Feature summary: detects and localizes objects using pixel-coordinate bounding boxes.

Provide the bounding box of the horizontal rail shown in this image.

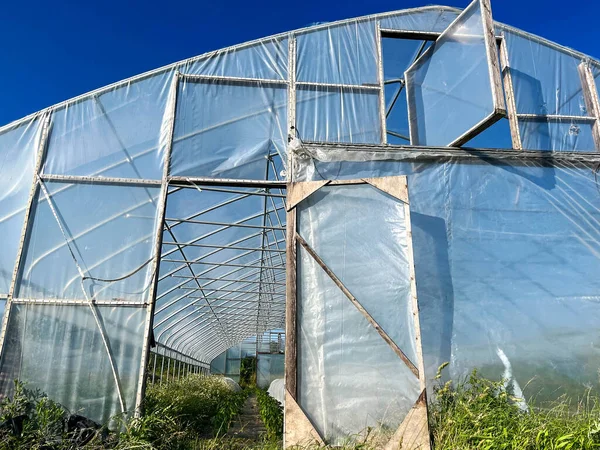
[163,218,285,231]
[162,260,286,270]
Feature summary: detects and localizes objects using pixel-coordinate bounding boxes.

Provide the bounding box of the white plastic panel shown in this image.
[296,20,378,86]
[296,86,381,144]
[170,79,287,178]
[379,8,459,32]
[0,304,145,423]
[43,72,172,180]
[0,119,40,294]
[519,119,596,152]
[297,183,420,444]
[405,0,504,146]
[184,37,288,81]
[17,182,159,302]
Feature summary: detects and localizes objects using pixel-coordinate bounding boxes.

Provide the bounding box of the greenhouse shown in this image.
[1,0,600,447]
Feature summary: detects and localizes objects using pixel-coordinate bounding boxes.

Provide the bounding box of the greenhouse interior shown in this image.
[1,0,600,447]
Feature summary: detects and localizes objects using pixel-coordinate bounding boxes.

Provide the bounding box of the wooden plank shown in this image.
[384,390,431,450]
[287,180,329,211]
[363,176,409,204]
[500,36,523,150]
[578,62,600,152]
[284,206,298,398]
[295,232,419,378]
[284,388,324,448]
[402,186,432,449]
[404,200,427,392]
[481,0,506,116]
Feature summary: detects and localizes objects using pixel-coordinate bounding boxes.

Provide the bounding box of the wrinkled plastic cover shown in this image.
[0,304,145,423]
[405,0,497,146]
[296,146,600,401]
[297,184,419,444]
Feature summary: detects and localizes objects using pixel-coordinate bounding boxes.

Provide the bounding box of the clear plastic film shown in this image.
[42,72,173,180]
[170,78,288,178]
[17,182,159,302]
[295,145,600,401]
[0,304,145,423]
[297,184,420,445]
[0,119,40,294]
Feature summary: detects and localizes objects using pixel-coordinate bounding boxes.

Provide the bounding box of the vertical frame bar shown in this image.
[376,21,387,145]
[151,353,157,384]
[287,36,297,182]
[284,209,297,398]
[481,0,506,116]
[0,112,51,363]
[578,61,600,151]
[135,70,180,413]
[285,33,299,419]
[403,181,427,393]
[499,35,523,150]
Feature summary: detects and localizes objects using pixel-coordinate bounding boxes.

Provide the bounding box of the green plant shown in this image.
[240,357,257,388]
[430,366,600,449]
[255,388,283,441]
[143,374,248,441]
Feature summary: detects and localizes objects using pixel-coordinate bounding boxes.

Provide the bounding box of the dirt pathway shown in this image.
[227,393,266,440]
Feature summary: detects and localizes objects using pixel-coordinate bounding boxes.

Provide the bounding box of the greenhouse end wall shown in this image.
[0,2,598,444]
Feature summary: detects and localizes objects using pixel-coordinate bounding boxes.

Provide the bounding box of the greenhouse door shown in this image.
[284,176,429,449]
[404,0,505,146]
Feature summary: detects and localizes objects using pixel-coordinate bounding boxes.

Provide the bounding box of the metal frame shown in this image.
[134,71,180,414]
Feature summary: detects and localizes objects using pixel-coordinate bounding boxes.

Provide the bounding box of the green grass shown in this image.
[430,365,600,449]
[5,369,600,449]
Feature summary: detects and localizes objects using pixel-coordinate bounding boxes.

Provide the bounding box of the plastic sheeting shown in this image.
[171,79,287,179]
[210,343,243,383]
[0,304,145,423]
[0,119,40,294]
[257,353,284,389]
[296,87,381,144]
[42,73,173,180]
[297,20,378,86]
[17,182,158,302]
[297,184,419,444]
[504,30,597,152]
[295,147,600,402]
[405,0,497,146]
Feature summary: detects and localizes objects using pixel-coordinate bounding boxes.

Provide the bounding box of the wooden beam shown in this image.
[287,180,329,211]
[481,0,506,117]
[284,206,297,398]
[295,232,419,378]
[384,390,431,450]
[499,36,523,150]
[363,176,409,204]
[284,388,324,447]
[578,62,600,151]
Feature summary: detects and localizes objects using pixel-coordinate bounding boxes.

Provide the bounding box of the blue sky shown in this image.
[1,0,599,127]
